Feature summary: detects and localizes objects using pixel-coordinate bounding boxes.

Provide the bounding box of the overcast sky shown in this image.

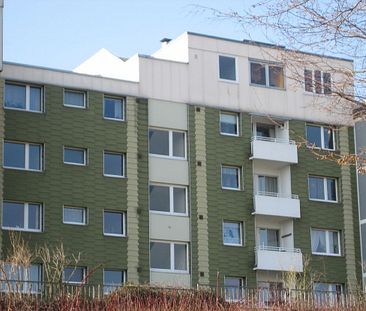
[4,0,264,70]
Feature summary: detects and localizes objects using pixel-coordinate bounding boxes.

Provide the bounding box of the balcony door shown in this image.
[256,123,275,138]
[259,228,280,248]
[258,176,278,195]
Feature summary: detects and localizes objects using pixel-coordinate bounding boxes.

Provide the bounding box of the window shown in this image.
[149,184,187,215]
[259,228,280,248]
[4,141,42,171]
[223,221,243,246]
[311,229,341,256]
[103,270,125,294]
[224,277,245,302]
[306,125,335,150]
[103,152,124,177]
[150,241,188,272]
[313,283,343,306]
[219,55,236,81]
[220,112,239,136]
[64,89,86,108]
[4,82,43,112]
[103,211,125,237]
[250,61,284,89]
[149,129,186,159]
[257,282,284,305]
[255,123,275,138]
[63,267,86,284]
[2,201,42,232]
[304,69,332,94]
[221,166,240,190]
[308,176,337,202]
[104,96,124,120]
[64,147,87,166]
[258,176,278,194]
[1,264,42,293]
[63,206,87,225]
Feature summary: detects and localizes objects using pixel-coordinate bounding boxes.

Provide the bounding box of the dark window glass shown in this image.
[29,144,42,170]
[2,202,24,228]
[269,65,284,88]
[65,90,85,107]
[304,69,313,92]
[323,127,334,149]
[5,84,26,109]
[220,113,238,135]
[323,72,331,94]
[28,203,41,230]
[327,178,337,201]
[149,129,169,156]
[173,187,186,214]
[64,148,85,165]
[104,211,124,235]
[4,142,25,169]
[150,242,170,269]
[172,132,185,157]
[250,63,266,85]
[315,70,322,94]
[306,125,322,148]
[222,167,239,189]
[309,176,325,200]
[219,56,236,81]
[104,153,123,176]
[104,97,124,120]
[29,87,42,111]
[63,267,84,283]
[149,185,170,212]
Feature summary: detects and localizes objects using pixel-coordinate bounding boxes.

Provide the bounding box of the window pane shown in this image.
[222,167,239,189]
[267,229,279,247]
[306,125,322,148]
[220,113,238,135]
[323,127,334,149]
[311,230,326,253]
[65,90,85,107]
[309,176,325,200]
[104,97,123,120]
[315,70,322,94]
[223,222,241,245]
[64,207,85,224]
[4,142,25,169]
[30,87,42,111]
[29,144,41,170]
[150,242,170,269]
[104,212,123,235]
[149,185,170,212]
[29,264,41,292]
[63,267,84,283]
[323,72,331,94]
[173,187,186,214]
[104,153,123,176]
[258,176,278,194]
[64,148,85,165]
[256,124,274,138]
[304,69,313,92]
[327,178,337,201]
[149,129,169,156]
[174,244,187,271]
[219,56,236,81]
[5,84,26,109]
[328,231,339,254]
[28,204,41,230]
[225,277,244,301]
[104,270,123,293]
[250,63,266,85]
[269,65,284,88]
[172,132,185,157]
[3,202,24,228]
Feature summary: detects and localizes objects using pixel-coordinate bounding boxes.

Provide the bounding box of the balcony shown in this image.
[254,192,301,218]
[254,246,303,272]
[250,136,298,164]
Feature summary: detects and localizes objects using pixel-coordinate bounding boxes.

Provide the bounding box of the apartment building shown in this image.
[0,32,361,294]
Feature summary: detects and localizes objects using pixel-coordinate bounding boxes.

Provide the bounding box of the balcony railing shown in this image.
[251,136,296,145]
[256,191,299,200]
[255,245,301,253]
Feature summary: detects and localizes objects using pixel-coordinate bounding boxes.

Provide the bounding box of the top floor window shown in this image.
[5,82,43,112]
[220,112,239,136]
[250,61,284,89]
[219,55,237,81]
[64,89,86,108]
[104,96,125,121]
[304,69,331,94]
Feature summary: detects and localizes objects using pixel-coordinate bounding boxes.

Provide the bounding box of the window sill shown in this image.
[104,233,126,238]
[149,154,187,161]
[149,211,189,217]
[2,227,42,233]
[103,174,126,179]
[309,198,338,204]
[218,78,239,84]
[223,243,243,247]
[150,268,189,274]
[220,132,240,137]
[306,146,336,152]
[63,104,87,109]
[312,252,341,257]
[222,187,242,191]
[3,166,43,173]
[103,117,125,122]
[63,222,87,226]
[63,162,87,167]
[249,83,286,91]
[4,106,43,114]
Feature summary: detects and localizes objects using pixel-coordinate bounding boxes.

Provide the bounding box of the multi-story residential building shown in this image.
[0,32,361,295]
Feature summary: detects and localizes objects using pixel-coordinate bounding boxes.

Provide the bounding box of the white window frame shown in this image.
[249,60,285,89]
[150,241,189,273]
[149,128,187,160]
[308,175,338,203]
[218,54,238,83]
[304,69,332,95]
[4,82,43,113]
[2,201,43,232]
[3,141,43,172]
[306,124,336,151]
[63,146,87,166]
[103,269,126,294]
[103,96,125,121]
[222,221,243,247]
[311,229,341,256]
[149,184,188,216]
[63,266,86,284]
[103,210,126,237]
[220,111,240,137]
[63,89,86,109]
[103,151,125,178]
[221,165,241,190]
[63,206,87,226]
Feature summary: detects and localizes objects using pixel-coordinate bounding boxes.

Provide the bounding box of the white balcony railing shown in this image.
[255,245,303,272]
[254,192,301,218]
[250,136,298,164]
